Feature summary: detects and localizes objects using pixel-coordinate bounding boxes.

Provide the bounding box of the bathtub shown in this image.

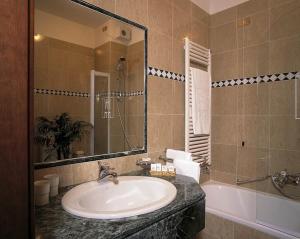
[202,182,300,239]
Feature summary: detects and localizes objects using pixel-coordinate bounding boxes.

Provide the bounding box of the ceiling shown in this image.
[191,0,249,14]
[36,0,250,26]
[35,0,110,28]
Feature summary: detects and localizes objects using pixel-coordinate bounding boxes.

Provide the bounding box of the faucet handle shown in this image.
[280,169,287,177]
[295,176,300,185]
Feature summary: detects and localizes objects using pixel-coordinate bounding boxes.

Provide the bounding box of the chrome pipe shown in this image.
[236,175,270,185]
[236,170,300,200]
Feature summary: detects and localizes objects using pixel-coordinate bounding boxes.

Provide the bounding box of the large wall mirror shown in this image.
[33,0,147,168]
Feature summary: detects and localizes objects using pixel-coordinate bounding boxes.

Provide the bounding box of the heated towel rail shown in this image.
[184,38,211,165]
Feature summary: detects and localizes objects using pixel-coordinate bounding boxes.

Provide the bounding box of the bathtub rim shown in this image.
[202,180,298,203]
[201,180,299,239]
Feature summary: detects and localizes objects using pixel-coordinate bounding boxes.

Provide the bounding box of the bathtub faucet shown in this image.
[272,170,300,188]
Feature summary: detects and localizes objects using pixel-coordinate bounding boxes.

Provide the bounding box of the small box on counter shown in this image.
[149,164,176,177]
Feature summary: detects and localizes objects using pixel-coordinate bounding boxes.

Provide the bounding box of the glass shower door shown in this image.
[91,70,111,155]
[255,73,300,238]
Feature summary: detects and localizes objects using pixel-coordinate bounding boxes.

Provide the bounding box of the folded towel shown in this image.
[166,149,192,161]
[190,67,211,135]
[173,159,200,183]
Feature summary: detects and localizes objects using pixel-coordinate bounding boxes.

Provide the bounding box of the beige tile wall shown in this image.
[35,0,210,185]
[34,37,145,161]
[210,0,300,198]
[34,154,147,186]
[34,37,94,163]
[125,41,145,150]
[35,0,300,197]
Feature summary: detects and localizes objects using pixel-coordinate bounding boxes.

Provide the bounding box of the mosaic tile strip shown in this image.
[34,88,89,97]
[34,89,144,98]
[148,66,185,82]
[147,66,300,88]
[95,90,144,97]
[212,71,300,88]
[147,66,299,89]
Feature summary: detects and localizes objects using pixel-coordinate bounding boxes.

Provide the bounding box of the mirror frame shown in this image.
[34,0,148,169]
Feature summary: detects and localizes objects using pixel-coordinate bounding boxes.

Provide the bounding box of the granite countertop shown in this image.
[36,170,206,239]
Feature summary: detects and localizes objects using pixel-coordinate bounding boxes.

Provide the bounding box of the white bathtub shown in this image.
[202,182,300,239]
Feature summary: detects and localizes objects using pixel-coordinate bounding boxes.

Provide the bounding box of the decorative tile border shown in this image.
[95,90,144,97]
[147,67,299,89]
[34,88,144,98]
[34,88,89,97]
[148,66,185,82]
[35,71,299,98]
[212,71,300,88]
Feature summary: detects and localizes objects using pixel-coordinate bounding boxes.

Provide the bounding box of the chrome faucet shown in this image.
[98,162,118,184]
[235,168,300,199]
[272,170,300,188]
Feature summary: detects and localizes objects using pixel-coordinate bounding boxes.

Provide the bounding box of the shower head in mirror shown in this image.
[116,57,126,71]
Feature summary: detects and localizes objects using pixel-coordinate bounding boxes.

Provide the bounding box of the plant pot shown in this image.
[38,145,56,162]
[62,145,72,159]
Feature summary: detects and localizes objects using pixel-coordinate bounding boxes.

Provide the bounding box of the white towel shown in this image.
[173,159,200,183]
[190,67,211,135]
[166,149,192,161]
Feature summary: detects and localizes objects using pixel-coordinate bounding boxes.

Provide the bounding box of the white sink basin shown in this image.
[62,176,177,219]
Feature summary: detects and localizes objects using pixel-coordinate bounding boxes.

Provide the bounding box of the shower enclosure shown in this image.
[253,73,300,238]
[234,2,300,237]
[90,56,137,155]
[206,1,300,237]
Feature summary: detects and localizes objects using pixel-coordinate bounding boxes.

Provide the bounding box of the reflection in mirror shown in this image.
[33,0,146,166]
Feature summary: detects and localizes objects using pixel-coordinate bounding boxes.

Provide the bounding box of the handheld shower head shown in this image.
[116,57,126,71]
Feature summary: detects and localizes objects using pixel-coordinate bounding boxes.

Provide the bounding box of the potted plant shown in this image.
[35,112,92,161]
